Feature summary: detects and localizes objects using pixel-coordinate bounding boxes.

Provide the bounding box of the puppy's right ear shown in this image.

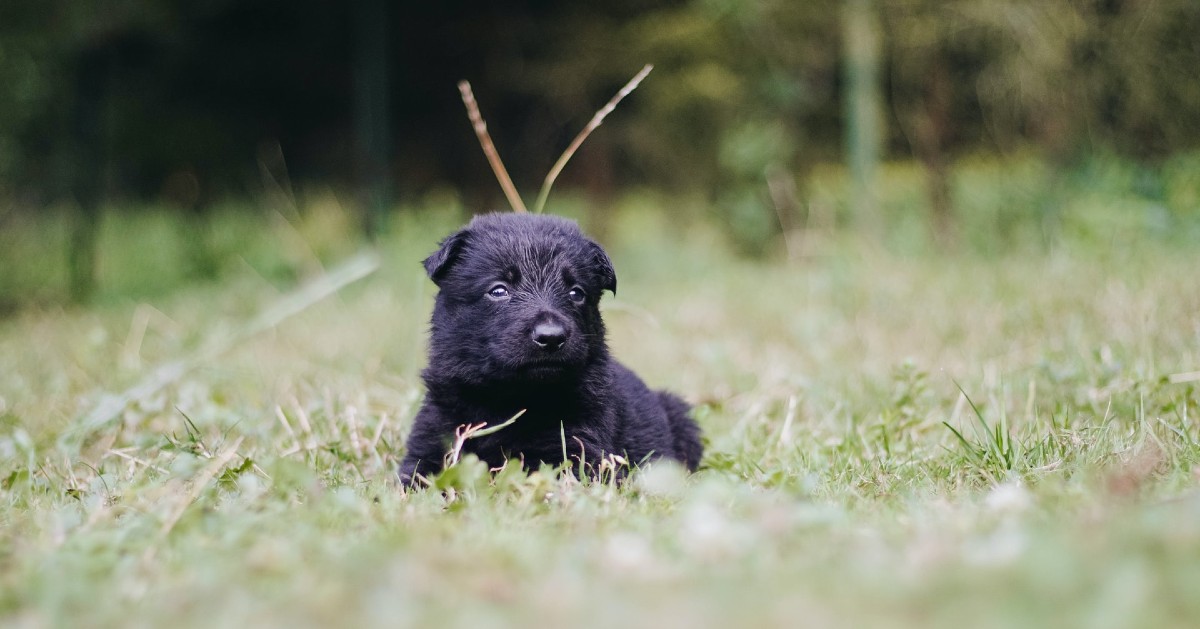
[423,229,469,285]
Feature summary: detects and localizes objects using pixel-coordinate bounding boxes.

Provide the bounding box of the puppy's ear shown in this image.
[423,229,469,285]
[587,240,618,296]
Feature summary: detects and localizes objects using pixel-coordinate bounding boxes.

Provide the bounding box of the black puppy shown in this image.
[398,213,702,487]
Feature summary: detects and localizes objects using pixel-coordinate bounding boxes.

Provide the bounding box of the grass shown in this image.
[2,179,1200,627]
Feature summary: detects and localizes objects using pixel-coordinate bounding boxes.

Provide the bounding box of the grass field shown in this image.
[2,181,1200,627]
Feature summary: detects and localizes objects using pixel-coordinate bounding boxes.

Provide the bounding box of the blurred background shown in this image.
[1,0,1199,307]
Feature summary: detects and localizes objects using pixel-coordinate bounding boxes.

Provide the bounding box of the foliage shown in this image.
[2,1,1198,236]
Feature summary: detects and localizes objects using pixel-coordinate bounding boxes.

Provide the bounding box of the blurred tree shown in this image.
[974,0,1200,160]
[67,45,110,303]
[884,0,1200,246]
[844,0,884,240]
[883,0,989,249]
[712,0,841,254]
[352,0,391,239]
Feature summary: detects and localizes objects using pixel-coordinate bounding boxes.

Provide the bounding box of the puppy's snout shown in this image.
[531,320,568,351]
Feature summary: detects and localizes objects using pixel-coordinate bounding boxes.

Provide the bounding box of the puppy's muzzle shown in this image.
[531,316,568,351]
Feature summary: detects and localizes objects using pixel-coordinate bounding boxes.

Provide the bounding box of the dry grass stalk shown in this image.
[445,422,487,468]
[104,448,169,475]
[274,405,299,449]
[458,65,653,215]
[533,64,653,214]
[443,410,526,468]
[458,81,528,213]
[1168,370,1200,384]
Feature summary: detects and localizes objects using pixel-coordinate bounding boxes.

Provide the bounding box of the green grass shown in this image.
[2,187,1200,627]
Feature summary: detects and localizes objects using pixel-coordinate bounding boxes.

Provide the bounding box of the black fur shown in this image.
[398,213,702,487]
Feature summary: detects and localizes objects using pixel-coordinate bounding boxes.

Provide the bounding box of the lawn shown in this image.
[2,188,1199,627]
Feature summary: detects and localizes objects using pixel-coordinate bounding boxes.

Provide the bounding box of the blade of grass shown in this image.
[466,410,526,439]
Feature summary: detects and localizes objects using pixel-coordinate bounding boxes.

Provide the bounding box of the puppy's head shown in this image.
[423,213,617,386]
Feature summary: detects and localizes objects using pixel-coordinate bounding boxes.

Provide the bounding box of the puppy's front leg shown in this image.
[560,427,613,481]
[397,406,450,487]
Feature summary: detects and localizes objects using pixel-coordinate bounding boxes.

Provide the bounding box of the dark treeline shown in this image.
[2,1,1199,267]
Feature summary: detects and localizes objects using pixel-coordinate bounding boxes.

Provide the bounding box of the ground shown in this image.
[1,190,1199,627]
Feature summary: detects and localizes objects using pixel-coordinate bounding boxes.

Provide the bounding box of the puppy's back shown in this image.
[656,389,702,471]
[609,361,702,472]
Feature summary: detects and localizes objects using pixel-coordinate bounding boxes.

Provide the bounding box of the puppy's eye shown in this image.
[487,284,510,300]
[568,287,586,304]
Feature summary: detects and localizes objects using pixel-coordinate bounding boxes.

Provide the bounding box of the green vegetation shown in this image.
[2,158,1199,627]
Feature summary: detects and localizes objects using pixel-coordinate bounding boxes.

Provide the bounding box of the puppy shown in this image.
[398,213,702,487]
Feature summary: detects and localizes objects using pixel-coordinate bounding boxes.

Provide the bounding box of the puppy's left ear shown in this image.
[423,229,469,285]
[587,240,617,296]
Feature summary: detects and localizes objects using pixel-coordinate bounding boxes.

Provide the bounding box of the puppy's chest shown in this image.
[461,407,613,468]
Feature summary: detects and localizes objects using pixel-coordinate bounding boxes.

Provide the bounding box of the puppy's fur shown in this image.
[398,213,702,486]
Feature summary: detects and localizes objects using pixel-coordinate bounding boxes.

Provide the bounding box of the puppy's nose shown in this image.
[532,321,567,350]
